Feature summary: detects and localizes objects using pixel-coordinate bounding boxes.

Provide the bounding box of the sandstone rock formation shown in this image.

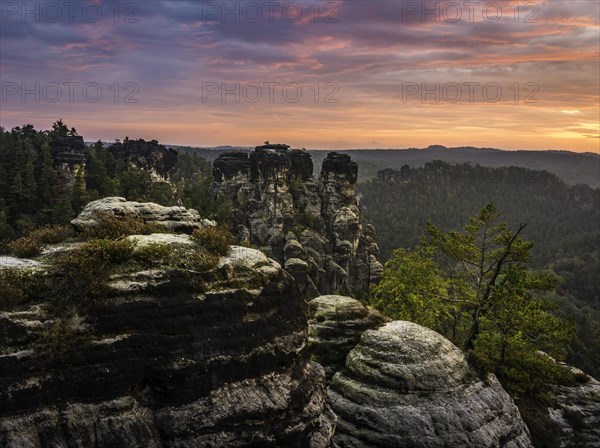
[50,136,87,189]
[71,197,214,233]
[0,256,41,268]
[328,321,532,448]
[212,148,382,296]
[0,230,335,446]
[546,368,600,447]
[107,139,178,181]
[308,295,387,380]
[51,136,86,168]
[377,165,410,183]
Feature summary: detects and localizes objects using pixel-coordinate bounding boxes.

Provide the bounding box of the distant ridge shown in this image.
[307,146,600,188]
[152,144,599,188]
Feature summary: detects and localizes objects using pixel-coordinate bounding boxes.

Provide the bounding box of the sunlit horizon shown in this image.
[1,0,599,153]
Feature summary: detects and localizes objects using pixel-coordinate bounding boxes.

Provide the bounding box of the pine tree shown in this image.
[37,141,54,207]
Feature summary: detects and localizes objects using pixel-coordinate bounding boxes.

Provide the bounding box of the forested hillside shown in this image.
[311,147,600,187]
[0,122,225,240]
[358,161,600,376]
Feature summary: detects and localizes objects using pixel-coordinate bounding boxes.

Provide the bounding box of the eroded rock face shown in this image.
[71,197,214,234]
[0,256,41,269]
[546,368,600,448]
[107,139,178,180]
[328,321,532,448]
[308,295,387,380]
[51,136,86,167]
[0,241,335,447]
[212,149,382,296]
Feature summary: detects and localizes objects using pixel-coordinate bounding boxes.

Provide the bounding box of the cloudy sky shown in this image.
[1,0,599,151]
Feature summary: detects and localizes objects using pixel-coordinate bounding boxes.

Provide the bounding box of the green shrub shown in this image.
[8,236,44,258]
[177,250,220,273]
[48,239,136,312]
[35,319,87,356]
[0,268,45,310]
[80,214,170,241]
[133,242,173,264]
[192,225,233,255]
[471,342,575,398]
[172,249,220,292]
[30,225,73,244]
[82,238,136,263]
[7,225,73,258]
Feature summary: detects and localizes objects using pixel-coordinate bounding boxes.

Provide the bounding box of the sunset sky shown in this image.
[1,0,599,152]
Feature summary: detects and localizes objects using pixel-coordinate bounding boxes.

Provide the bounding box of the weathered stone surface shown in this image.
[546,368,600,447]
[328,321,532,448]
[321,152,358,185]
[308,295,387,380]
[50,136,86,167]
[212,149,382,296]
[0,232,335,447]
[377,165,410,182]
[107,139,178,180]
[71,197,213,234]
[126,233,196,248]
[212,151,252,183]
[0,256,41,269]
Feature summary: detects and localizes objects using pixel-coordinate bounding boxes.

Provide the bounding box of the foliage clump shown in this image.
[34,318,89,356]
[0,268,45,310]
[79,214,170,241]
[133,242,174,265]
[48,238,137,312]
[372,203,576,397]
[192,225,233,255]
[6,225,73,258]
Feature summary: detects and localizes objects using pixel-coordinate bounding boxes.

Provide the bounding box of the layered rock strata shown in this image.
[212,148,382,296]
[50,136,86,167]
[546,368,600,447]
[0,205,335,446]
[328,321,533,448]
[308,295,387,380]
[71,197,214,233]
[107,139,178,181]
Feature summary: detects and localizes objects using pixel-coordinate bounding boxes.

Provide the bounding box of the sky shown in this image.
[1,0,599,152]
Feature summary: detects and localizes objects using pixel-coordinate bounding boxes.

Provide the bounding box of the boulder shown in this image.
[545,368,600,447]
[308,295,387,380]
[328,321,533,447]
[71,197,212,234]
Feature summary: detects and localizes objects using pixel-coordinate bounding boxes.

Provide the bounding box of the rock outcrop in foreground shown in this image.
[546,368,600,447]
[71,197,214,234]
[212,148,382,296]
[0,211,335,446]
[328,321,532,448]
[308,295,387,380]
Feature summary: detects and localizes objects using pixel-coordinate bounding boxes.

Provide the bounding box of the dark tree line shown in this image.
[359,161,600,377]
[0,122,228,240]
